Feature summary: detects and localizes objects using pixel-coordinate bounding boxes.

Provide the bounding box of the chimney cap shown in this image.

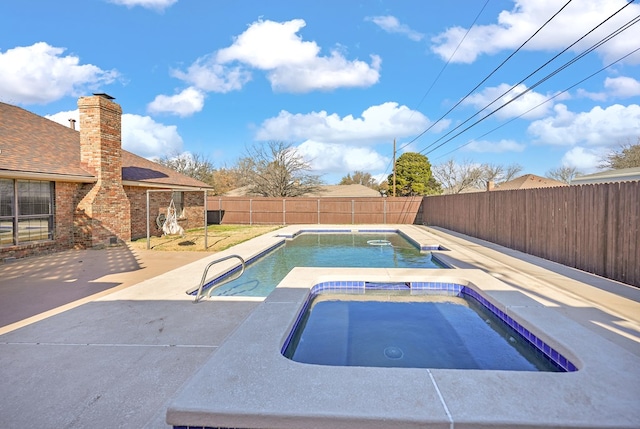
[93,93,115,100]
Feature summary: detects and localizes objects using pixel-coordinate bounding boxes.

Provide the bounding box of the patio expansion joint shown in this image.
[427,369,454,429]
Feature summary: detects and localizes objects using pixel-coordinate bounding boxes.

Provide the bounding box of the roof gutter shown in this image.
[122,180,213,191]
[0,170,97,183]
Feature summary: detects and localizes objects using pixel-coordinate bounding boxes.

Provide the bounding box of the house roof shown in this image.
[224,184,382,197]
[0,102,95,181]
[0,102,211,189]
[303,184,381,197]
[571,167,640,185]
[494,174,567,191]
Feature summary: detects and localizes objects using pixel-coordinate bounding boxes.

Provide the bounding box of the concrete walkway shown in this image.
[0,227,638,428]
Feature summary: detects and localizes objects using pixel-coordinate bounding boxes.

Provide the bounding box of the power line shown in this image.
[412,0,490,113]
[398,0,574,153]
[418,0,636,156]
[381,0,491,180]
[423,14,640,157]
[433,45,640,160]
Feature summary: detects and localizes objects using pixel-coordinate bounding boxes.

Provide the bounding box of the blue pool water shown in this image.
[283,291,563,372]
[206,233,445,297]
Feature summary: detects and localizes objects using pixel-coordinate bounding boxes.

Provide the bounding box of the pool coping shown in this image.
[166,226,640,429]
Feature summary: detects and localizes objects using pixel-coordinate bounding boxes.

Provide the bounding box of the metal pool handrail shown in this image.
[189,254,246,303]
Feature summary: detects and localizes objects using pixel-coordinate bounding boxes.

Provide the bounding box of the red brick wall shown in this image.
[125,187,205,240]
[0,181,81,260]
[76,95,131,246]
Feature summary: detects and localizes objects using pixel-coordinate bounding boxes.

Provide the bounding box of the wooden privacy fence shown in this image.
[206,197,423,225]
[420,181,639,287]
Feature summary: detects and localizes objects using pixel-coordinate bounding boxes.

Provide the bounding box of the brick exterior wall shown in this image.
[75,95,131,247]
[0,182,81,260]
[125,187,205,240]
[1,95,207,260]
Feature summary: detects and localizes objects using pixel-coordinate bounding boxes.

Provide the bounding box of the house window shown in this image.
[172,191,185,218]
[0,179,54,246]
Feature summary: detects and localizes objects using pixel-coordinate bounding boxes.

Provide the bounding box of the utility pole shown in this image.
[392,138,396,197]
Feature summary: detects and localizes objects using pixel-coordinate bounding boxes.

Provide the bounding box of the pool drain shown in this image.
[384,346,404,359]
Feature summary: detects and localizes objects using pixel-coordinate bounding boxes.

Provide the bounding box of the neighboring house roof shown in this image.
[571,167,640,185]
[0,102,211,189]
[224,184,381,197]
[303,184,381,197]
[494,174,567,191]
[442,186,486,194]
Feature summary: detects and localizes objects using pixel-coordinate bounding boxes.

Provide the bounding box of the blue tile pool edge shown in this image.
[280,281,578,373]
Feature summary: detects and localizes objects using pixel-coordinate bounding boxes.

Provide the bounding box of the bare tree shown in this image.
[154,151,216,186]
[211,167,242,195]
[599,138,640,169]
[477,163,522,189]
[546,166,581,184]
[238,141,323,197]
[432,159,484,194]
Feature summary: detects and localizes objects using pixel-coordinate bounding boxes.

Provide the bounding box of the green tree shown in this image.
[238,141,324,197]
[600,139,640,169]
[339,171,378,189]
[388,152,441,196]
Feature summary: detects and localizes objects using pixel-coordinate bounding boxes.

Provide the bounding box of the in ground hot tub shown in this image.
[167,268,638,429]
[282,283,574,372]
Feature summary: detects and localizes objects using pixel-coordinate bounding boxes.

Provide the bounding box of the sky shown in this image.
[1,0,639,185]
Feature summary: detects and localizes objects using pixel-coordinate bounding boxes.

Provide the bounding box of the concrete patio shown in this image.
[1,225,639,428]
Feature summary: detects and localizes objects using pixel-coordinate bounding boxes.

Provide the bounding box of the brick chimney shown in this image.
[487,180,495,192]
[74,94,131,247]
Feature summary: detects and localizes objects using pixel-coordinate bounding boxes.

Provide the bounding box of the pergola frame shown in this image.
[145,189,208,250]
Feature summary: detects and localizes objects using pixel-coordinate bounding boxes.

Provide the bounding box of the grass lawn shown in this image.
[129,224,283,252]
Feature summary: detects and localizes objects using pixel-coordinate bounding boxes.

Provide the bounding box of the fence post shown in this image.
[352,200,355,224]
[249,199,252,225]
[384,198,387,224]
[218,197,222,225]
[283,199,286,225]
[317,199,320,224]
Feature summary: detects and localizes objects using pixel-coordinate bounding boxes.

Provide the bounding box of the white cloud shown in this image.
[604,76,640,98]
[431,0,640,65]
[216,19,320,69]
[297,140,389,174]
[463,83,556,120]
[576,88,607,101]
[528,103,640,146]
[256,102,439,143]
[267,53,381,93]
[107,0,177,12]
[171,58,251,93]
[45,109,184,158]
[174,18,380,95]
[147,87,205,117]
[464,139,526,153]
[366,15,425,41]
[122,114,183,158]
[561,146,603,172]
[45,110,79,128]
[0,42,118,105]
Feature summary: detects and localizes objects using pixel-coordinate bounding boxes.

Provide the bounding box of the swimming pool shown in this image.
[167,226,638,428]
[196,231,446,297]
[283,287,568,371]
